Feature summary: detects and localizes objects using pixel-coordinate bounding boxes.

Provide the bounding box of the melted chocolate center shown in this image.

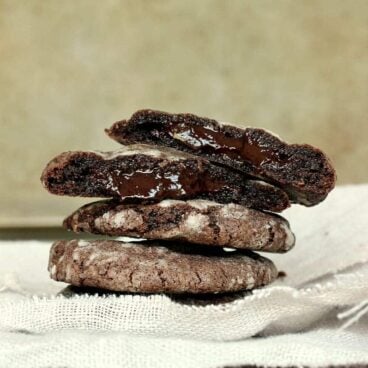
[151,122,290,167]
[105,167,230,201]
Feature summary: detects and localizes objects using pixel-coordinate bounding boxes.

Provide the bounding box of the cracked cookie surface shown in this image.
[48,240,278,293]
[64,199,295,253]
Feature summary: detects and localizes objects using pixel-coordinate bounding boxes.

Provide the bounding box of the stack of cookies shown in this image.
[42,110,336,294]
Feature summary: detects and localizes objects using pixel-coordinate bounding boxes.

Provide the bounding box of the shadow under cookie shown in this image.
[58,285,251,306]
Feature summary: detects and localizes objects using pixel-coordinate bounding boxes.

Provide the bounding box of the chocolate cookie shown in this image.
[64,199,295,253]
[106,110,336,206]
[41,144,289,212]
[48,240,278,293]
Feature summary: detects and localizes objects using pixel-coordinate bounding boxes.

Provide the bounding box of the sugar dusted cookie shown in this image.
[49,240,278,293]
[64,199,295,253]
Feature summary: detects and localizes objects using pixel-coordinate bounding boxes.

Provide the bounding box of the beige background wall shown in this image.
[0,0,367,226]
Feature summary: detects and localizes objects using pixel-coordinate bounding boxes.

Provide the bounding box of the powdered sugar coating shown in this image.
[48,239,278,293]
[91,144,193,161]
[50,264,57,277]
[64,199,295,253]
[280,222,296,249]
[78,240,90,247]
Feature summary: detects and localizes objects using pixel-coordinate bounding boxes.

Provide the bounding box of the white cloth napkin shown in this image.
[1,184,368,367]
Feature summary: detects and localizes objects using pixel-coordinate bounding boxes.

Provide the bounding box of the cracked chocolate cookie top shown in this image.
[64,199,295,253]
[48,239,278,294]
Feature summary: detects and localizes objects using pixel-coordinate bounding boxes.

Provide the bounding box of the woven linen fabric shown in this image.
[0,184,368,367]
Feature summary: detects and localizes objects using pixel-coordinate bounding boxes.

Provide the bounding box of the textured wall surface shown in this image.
[0,0,367,226]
